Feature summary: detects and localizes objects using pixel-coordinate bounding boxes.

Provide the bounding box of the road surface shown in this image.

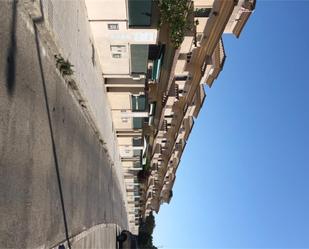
[0,2,127,248]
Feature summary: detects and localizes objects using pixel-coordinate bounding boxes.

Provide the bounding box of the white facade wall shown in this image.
[194,0,215,7]
[107,92,132,110]
[85,0,127,20]
[224,0,246,33]
[85,0,158,76]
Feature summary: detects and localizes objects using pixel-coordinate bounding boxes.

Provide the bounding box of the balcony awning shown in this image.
[151,54,162,81]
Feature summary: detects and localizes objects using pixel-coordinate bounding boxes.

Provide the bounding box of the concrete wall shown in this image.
[85,0,157,76]
[107,92,132,109]
[112,111,133,130]
[89,20,158,75]
[194,0,214,7]
[85,0,127,20]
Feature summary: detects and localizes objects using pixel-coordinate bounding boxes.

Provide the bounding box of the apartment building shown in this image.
[85,0,255,233]
[140,0,255,218]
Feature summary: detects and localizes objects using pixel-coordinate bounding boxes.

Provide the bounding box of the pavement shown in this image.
[54,224,120,249]
[0,1,127,248]
[35,0,126,194]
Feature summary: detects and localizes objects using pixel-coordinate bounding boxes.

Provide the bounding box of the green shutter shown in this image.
[132,96,137,111]
[151,59,158,80]
[131,95,146,111]
[138,95,146,110]
[131,45,149,74]
[128,0,152,27]
[133,117,143,129]
[151,53,163,80]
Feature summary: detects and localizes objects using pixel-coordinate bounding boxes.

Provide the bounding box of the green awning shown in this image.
[151,53,163,80]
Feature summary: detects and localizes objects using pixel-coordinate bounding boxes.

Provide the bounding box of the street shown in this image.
[0,1,127,248]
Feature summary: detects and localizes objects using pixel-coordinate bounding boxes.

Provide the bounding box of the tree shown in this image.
[158,0,191,48]
[138,212,158,249]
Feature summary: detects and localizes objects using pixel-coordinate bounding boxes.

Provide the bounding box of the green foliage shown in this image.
[138,232,158,249]
[194,7,212,17]
[55,54,74,76]
[138,168,151,184]
[138,212,158,249]
[144,159,151,171]
[158,0,191,48]
[145,212,155,235]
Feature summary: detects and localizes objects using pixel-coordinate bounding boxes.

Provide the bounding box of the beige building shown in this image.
[140,0,256,218]
[85,0,159,78]
[85,0,255,233]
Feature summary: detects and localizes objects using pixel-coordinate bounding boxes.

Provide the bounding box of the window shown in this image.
[107,23,119,30]
[111,45,126,59]
[131,95,146,111]
[133,117,143,129]
[133,137,143,146]
[110,45,126,53]
[121,117,128,123]
[112,53,121,59]
[133,149,142,157]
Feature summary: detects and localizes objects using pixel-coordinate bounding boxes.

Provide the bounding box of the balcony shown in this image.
[149,44,165,81]
[152,143,162,161]
[156,130,167,138]
[201,39,226,87]
[224,0,256,38]
[179,6,195,54]
[174,73,191,97]
[185,104,196,118]
[175,56,187,76]
[194,7,212,45]
[176,128,186,144]
[183,117,194,141]
[192,85,206,118]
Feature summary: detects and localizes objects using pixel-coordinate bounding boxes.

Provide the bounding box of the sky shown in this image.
[153,1,309,248]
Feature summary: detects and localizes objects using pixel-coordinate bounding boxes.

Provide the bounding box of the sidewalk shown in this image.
[23,0,127,204]
[53,224,120,249]
[0,1,128,248]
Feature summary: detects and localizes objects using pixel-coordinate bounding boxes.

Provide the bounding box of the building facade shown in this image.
[85,0,255,234]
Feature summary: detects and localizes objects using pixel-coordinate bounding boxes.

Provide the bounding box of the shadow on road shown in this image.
[5,0,17,95]
[32,2,71,248]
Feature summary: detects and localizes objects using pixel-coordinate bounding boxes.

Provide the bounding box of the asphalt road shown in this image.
[0,2,127,248]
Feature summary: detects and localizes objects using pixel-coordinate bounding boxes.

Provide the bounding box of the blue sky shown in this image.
[153,1,309,248]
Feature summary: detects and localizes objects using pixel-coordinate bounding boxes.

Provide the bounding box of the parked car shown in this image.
[117,230,138,249]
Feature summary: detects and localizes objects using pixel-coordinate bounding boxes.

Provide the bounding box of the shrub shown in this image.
[55,54,74,76]
[158,0,191,48]
[138,212,158,249]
